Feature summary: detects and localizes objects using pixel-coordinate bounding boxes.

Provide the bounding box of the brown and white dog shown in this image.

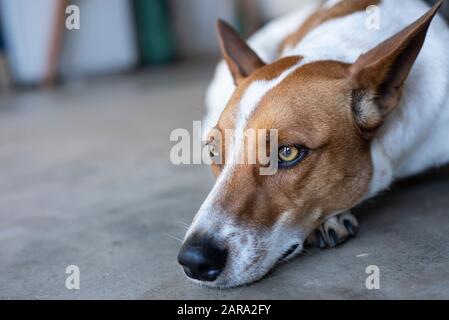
[178,0,449,288]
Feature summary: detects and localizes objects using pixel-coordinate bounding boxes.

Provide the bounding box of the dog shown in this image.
[177,0,449,288]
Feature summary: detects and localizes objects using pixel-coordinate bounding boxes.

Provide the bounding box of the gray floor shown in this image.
[0,62,448,300]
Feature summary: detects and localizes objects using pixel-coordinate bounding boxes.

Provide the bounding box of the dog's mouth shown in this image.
[278,243,300,262]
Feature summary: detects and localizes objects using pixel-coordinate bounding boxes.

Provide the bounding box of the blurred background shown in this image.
[0,0,318,87]
[0,0,447,87]
[1,0,449,300]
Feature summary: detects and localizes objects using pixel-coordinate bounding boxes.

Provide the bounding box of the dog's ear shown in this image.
[349,0,443,138]
[216,19,265,85]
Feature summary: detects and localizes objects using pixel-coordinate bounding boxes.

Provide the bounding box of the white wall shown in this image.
[59,0,138,80]
[0,0,57,84]
[0,0,138,84]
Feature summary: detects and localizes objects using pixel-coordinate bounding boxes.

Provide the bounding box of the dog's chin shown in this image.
[187,270,271,289]
[185,244,303,289]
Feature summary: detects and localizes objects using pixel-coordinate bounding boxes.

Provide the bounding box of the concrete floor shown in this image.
[0,62,448,300]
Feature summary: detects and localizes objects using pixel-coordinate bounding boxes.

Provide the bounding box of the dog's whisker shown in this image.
[175,222,190,230]
[174,219,190,226]
[170,220,190,231]
[163,233,184,243]
[179,220,191,227]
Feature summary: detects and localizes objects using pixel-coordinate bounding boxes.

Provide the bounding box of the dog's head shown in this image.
[178,2,442,287]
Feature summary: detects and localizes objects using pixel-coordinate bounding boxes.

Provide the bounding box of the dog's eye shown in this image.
[209,144,219,158]
[278,146,308,168]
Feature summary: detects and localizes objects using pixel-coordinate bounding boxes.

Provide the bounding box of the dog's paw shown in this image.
[306,211,359,249]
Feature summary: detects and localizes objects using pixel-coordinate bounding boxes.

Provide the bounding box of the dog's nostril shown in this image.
[207,269,221,279]
[199,266,221,280]
[177,237,227,282]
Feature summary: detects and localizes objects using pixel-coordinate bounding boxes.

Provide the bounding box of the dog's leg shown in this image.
[306,211,358,249]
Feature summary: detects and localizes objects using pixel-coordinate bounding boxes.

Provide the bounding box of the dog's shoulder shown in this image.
[279,0,381,55]
[280,0,440,63]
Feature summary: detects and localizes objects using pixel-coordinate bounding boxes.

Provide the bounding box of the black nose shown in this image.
[177,236,227,282]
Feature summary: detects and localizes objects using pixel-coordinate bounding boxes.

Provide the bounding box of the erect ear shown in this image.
[216,19,265,85]
[349,0,443,138]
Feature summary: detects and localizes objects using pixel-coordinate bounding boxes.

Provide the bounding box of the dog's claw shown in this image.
[343,219,357,236]
[328,229,338,248]
[312,230,327,249]
[306,211,359,249]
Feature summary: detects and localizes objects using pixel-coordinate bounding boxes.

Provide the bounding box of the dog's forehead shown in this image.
[217,56,302,129]
[258,61,351,123]
[218,59,351,141]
